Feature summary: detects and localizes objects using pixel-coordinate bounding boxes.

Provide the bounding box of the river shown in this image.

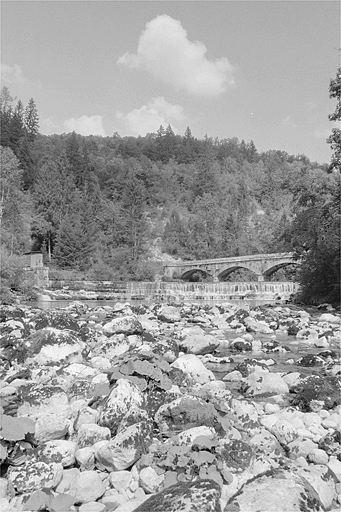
[25,297,339,379]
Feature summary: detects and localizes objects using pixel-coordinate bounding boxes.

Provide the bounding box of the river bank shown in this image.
[0,300,340,511]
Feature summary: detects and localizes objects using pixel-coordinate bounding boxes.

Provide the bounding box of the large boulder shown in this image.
[103,316,143,336]
[178,326,219,355]
[158,306,182,323]
[133,479,221,512]
[225,469,324,512]
[241,369,289,397]
[154,396,219,437]
[171,354,215,384]
[17,384,71,420]
[26,328,86,365]
[95,421,153,471]
[7,461,63,493]
[98,379,144,435]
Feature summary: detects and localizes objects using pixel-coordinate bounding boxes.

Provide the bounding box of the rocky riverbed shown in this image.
[0,301,340,512]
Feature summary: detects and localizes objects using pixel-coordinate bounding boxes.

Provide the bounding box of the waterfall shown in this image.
[48,280,299,301]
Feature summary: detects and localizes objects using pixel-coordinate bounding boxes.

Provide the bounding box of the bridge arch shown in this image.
[263,261,299,279]
[217,265,259,281]
[181,268,210,281]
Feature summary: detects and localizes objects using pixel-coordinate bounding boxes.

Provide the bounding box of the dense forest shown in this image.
[0,68,340,304]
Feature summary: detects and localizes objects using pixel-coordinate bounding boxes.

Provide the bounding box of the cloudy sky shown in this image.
[1,1,339,163]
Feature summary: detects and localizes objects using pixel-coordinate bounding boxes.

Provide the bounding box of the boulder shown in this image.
[34,412,69,444]
[158,306,182,323]
[139,466,164,494]
[76,423,111,448]
[26,328,86,365]
[171,354,215,384]
[178,326,219,355]
[155,396,218,437]
[95,421,153,471]
[241,369,289,397]
[17,384,71,419]
[225,469,324,512]
[133,479,221,512]
[8,461,63,493]
[98,378,144,435]
[68,470,106,503]
[103,316,143,335]
[38,440,76,467]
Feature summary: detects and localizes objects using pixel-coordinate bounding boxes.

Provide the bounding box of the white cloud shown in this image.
[118,15,235,96]
[281,115,297,129]
[63,115,106,136]
[116,96,185,136]
[1,63,27,84]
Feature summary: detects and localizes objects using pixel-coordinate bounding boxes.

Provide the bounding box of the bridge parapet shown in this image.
[163,253,296,282]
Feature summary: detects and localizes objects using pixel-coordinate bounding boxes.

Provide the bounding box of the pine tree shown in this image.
[24,98,39,142]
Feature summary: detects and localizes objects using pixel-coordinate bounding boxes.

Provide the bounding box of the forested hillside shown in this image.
[1,75,340,303]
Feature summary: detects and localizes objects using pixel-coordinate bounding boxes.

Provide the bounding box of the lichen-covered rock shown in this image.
[38,440,76,467]
[32,309,81,331]
[178,326,219,355]
[216,439,254,473]
[7,460,63,492]
[95,421,153,471]
[26,328,86,364]
[290,374,341,411]
[155,396,219,437]
[133,479,221,512]
[17,384,71,419]
[76,423,111,448]
[98,378,144,435]
[171,354,215,384]
[225,469,324,512]
[103,316,143,335]
[241,369,289,397]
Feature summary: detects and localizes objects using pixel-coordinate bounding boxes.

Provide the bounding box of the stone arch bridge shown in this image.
[163,253,297,282]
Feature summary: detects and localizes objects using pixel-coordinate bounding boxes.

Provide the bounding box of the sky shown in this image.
[1,0,340,164]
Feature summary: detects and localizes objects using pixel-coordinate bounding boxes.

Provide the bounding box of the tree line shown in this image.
[0,68,340,304]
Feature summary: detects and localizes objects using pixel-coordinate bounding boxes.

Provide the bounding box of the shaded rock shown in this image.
[133,478,221,512]
[150,338,179,363]
[216,439,254,473]
[318,430,341,460]
[249,429,284,457]
[290,374,341,412]
[32,309,81,331]
[155,396,219,437]
[229,337,252,352]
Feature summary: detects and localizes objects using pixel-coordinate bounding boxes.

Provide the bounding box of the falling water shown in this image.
[48,280,299,302]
